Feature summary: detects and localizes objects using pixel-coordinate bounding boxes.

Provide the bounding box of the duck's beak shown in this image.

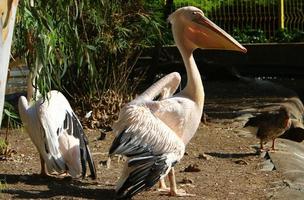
[187,12,247,53]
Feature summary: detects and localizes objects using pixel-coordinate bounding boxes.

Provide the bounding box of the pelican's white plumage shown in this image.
[109,6,246,198]
[19,72,96,179]
[0,0,18,127]
[19,91,96,178]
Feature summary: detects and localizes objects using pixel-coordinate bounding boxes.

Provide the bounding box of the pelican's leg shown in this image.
[39,155,67,177]
[57,171,69,177]
[168,167,195,197]
[157,177,169,192]
[39,155,48,176]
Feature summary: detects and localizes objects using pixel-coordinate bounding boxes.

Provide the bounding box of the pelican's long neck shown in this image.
[179,46,205,108]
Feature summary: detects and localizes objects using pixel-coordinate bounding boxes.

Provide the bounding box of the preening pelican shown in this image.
[0,0,18,127]
[109,6,246,199]
[18,68,96,179]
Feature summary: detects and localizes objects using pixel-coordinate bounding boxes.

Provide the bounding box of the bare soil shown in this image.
[1,79,292,200]
[0,118,283,200]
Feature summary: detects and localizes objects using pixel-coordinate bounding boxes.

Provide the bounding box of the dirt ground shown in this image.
[0,79,295,200]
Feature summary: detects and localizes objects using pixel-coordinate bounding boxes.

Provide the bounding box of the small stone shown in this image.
[260,159,275,171]
[198,153,212,160]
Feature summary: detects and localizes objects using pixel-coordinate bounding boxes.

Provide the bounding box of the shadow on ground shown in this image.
[205,151,259,159]
[0,174,115,199]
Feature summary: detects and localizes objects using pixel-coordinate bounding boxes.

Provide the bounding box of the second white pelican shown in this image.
[19,69,96,179]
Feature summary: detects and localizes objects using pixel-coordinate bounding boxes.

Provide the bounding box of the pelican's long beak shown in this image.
[187,13,247,53]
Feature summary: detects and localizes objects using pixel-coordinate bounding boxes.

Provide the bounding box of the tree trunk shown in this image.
[0,0,19,128]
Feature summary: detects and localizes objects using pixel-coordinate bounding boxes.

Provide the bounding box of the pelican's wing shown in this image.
[132,72,181,104]
[60,111,97,179]
[145,97,197,136]
[18,95,66,173]
[38,91,96,178]
[109,104,185,198]
[36,105,66,173]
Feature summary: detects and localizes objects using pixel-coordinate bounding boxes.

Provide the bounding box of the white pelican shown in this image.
[0,0,18,127]
[18,68,96,179]
[109,6,247,199]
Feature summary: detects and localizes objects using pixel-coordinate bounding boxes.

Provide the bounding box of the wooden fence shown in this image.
[5,64,28,95]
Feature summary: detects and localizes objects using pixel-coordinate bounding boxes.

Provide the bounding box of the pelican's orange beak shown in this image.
[187,12,247,53]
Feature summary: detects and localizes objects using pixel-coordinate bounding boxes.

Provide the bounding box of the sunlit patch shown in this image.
[0,0,14,43]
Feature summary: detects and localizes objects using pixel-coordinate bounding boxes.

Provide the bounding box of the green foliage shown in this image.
[174,0,277,11]
[14,0,166,99]
[232,27,304,43]
[232,28,269,43]
[174,0,225,11]
[272,29,304,43]
[2,102,20,129]
[0,139,7,155]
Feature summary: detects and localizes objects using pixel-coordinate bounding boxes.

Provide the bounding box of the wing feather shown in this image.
[38,91,96,178]
[110,104,185,198]
[38,99,66,172]
[112,104,185,156]
[131,72,181,104]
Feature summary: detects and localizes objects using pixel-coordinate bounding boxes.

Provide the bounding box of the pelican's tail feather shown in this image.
[85,143,97,179]
[116,155,169,199]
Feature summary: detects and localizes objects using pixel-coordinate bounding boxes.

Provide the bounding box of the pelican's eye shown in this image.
[192,11,199,16]
[192,11,204,18]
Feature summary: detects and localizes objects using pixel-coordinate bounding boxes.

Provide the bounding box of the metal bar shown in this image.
[280,0,285,29]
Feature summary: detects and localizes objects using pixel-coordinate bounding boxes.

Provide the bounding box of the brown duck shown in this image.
[244,107,291,151]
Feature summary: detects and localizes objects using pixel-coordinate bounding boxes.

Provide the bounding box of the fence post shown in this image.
[279,0,285,29]
[165,0,174,18]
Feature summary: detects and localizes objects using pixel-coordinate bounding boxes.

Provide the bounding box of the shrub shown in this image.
[13,1,166,128]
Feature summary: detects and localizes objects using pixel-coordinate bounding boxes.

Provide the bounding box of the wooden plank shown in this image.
[9,68,29,77]
[5,66,29,95]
